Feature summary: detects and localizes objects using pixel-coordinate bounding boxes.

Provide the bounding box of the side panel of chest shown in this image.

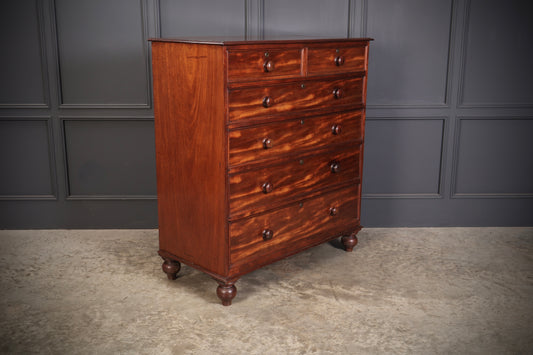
[151,42,228,276]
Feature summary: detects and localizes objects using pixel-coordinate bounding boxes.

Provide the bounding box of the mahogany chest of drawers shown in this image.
[150,37,371,305]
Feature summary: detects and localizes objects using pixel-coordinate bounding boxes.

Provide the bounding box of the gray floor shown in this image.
[0,228,532,354]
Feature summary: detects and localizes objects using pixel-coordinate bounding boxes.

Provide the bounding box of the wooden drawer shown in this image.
[308,46,366,75]
[227,49,302,82]
[229,185,360,266]
[228,76,364,121]
[229,111,363,166]
[229,148,360,218]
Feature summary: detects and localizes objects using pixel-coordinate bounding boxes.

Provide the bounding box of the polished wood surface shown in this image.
[307,45,366,75]
[150,38,371,305]
[229,148,361,218]
[228,76,364,121]
[151,42,227,276]
[227,48,302,81]
[229,185,360,267]
[228,110,363,166]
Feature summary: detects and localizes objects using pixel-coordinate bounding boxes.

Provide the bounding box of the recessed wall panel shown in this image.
[363,119,444,195]
[264,0,349,37]
[455,119,533,195]
[55,0,148,105]
[64,120,156,197]
[0,0,46,105]
[0,120,53,197]
[160,0,245,37]
[461,0,533,106]
[366,0,452,106]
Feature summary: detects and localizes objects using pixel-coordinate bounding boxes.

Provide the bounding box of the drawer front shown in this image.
[229,111,363,166]
[230,185,360,266]
[229,148,360,217]
[308,46,366,75]
[227,49,302,81]
[228,77,364,121]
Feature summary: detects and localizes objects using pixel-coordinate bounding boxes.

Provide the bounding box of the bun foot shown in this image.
[216,282,237,306]
[342,227,362,252]
[162,258,181,280]
[341,235,358,252]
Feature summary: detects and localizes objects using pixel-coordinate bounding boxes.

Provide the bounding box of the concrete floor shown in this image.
[0,228,532,354]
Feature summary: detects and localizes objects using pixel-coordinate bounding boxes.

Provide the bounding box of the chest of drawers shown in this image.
[150,37,371,305]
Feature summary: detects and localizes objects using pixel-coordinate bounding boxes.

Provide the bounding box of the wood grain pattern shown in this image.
[150,38,371,304]
[229,148,361,218]
[151,42,227,276]
[227,48,302,81]
[229,185,360,267]
[308,45,366,75]
[228,76,364,121]
[228,110,363,166]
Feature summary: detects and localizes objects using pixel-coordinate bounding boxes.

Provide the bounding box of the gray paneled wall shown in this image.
[1,0,532,228]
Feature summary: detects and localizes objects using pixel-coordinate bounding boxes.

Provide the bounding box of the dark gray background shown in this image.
[1,0,532,228]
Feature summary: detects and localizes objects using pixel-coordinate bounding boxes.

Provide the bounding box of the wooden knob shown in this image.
[329,207,338,216]
[330,161,340,173]
[262,229,274,240]
[332,124,342,135]
[333,88,344,99]
[262,182,273,194]
[264,60,275,72]
[262,96,272,108]
[262,138,273,149]
[335,56,345,66]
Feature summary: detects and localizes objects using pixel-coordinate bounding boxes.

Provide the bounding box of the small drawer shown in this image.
[229,148,361,218]
[229,111,363,166]
[229,185,360,266]
[227,49,302,82]
[308,46,366,75]
[228,77,364,121]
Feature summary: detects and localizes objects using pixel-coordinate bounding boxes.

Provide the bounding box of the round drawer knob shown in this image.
[333,88,344,99]
[264,60,275,72]
[262,138,273,149]
[262,96,272,108]
[334,56,345,66]
[262,229,274,241]
[262,182,273,194]
[329,207,338,216]
[330,161,340,173]
[332,124,342,135]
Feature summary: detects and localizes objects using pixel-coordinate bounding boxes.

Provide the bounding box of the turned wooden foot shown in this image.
[161,258,181,280]
[341,227,362,252]
[216,282,237,306]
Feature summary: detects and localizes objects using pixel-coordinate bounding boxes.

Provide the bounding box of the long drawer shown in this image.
[229,185,360,267]
[228,76,364,121]
[229,110,363,166]
[229,148,360,218]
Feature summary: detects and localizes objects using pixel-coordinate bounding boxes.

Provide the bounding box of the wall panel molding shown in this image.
[457,0,533,108]
[362,116,447,199]
[348,0,366,38]
[365,0,454,109]
[0,116,57,200]
[245,0,264,39]
[264,0,350,38]
[61,117,157,200]
[54,0,151,109]
[0,0,50,109]
[2,0,532,228]
[451,116,533,198]
[158,0,245,38]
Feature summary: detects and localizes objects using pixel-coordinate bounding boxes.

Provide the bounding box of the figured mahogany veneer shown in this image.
[228,110,363,165]
[150,37,371,305]
[228,76,364,121]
